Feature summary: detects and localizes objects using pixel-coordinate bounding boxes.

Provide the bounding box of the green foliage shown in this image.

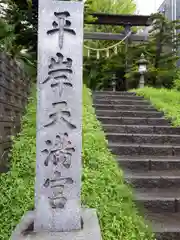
[84,0,136,53]
[0,85,154,240]
[82,86,154,240]
[85,0,136,35]
[84,50,126,90]
[173,70,180,91]
[0,1,37,77]
[135,87,180,126]
[174,78,180,91]
[147,13,180,87]
[128,13,180,89]
[90,0,136,14]
[83,0,137,90]
[0,0,93,56]
[0,19,17,57]
[84,12,180,90]
[0,88,36,240]
[0,0,37,54]
[0,0,93,77]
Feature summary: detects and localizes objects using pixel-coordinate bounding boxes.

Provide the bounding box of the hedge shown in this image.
[0,86,154,240]
[135,87,180,127]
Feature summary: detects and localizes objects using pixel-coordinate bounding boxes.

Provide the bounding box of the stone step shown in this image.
[94,91,180,239]
[103,124,179,135]
[135,188,180,213]
[94,95,145,101]
[145,211,180,240]
[93,91,136,96]
[94,104,156,111]
[109,143,180,156]
[93,99,150,106]
[106,133,180,145]
[98,117,170,126]
[117,156,180,171]
[96,110,163,118]
[125,170,180,188]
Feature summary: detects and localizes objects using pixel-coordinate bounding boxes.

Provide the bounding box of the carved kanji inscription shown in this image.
[41,133,75,168]
[47,11,76,49]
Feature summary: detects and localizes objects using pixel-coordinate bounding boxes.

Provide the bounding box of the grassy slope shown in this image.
[0,86,153,240]
[135,87,180,126]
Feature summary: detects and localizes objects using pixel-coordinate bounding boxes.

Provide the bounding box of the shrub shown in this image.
[0,86,154,240]
[0,90,36,240]
[173,70,180,91]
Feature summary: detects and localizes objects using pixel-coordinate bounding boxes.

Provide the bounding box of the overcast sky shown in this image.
[136,0,164,15]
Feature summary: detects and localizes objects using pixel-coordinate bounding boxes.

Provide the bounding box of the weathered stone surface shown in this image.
[93,91,136,96]
[94,99,150,105]
[94,90,180,239]
[94,95,144,100]
[118,156,180,171]
[94,104,155,111]
[102,125,180,135]
[135,188,180,213]
[125,170,180,188]
[106,133,180,145]
[35,0,84,232]
[145,211,180,240]
[109,143,177,156]
[11,209,102,240]
[117,157,150,171]
[96,110,163,118]
[103,125,155,134]
[136,198,176,213]
[98,116,170,126]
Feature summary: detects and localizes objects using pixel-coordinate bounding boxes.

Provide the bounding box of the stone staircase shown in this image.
[93,91,180,240]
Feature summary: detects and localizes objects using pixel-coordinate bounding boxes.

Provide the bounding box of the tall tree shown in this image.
[0,0,93,56]
[148,13,180,87]
[84,0,136,49]
[0,0,37,54]
[84,0,137,90]
[0,0,93,77]
[127,13,180,89]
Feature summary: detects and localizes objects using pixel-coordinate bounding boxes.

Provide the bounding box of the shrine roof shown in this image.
[86,13,152,26]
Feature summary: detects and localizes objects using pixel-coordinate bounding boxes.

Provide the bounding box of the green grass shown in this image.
[135,87,180,126]
[0,86,154,240]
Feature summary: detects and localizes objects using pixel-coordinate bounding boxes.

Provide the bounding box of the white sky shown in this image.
[135,0,164,15]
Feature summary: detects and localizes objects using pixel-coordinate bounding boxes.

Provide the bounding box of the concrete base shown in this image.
[11,209,102,240]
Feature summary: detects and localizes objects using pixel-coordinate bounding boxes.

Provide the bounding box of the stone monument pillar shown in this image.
[11,1,101,239]
[35,0,83,232]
